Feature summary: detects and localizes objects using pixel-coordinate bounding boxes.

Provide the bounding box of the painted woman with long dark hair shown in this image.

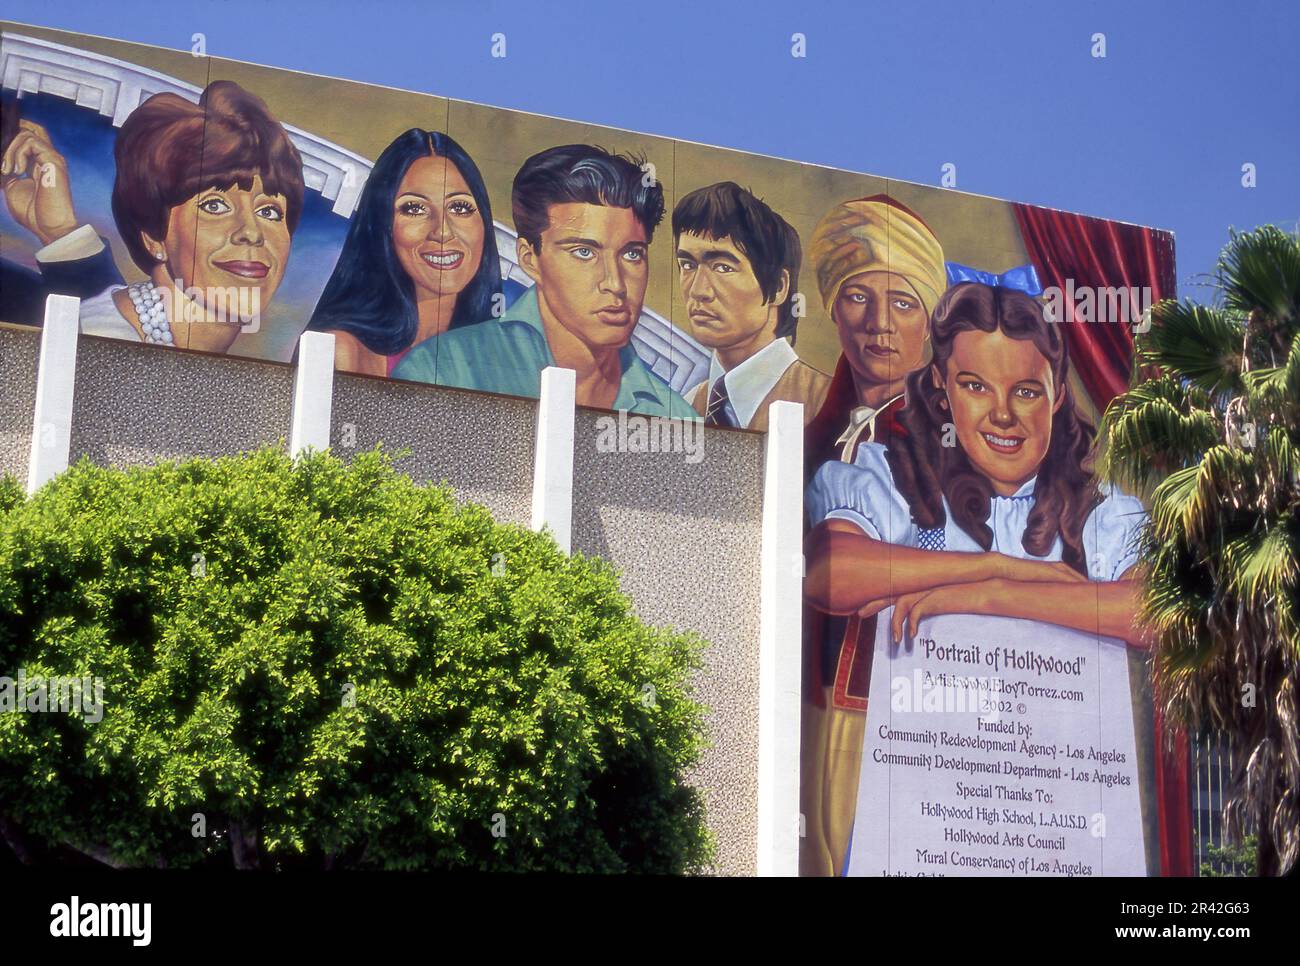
[805,279,1148,642]
[307,129,504,375]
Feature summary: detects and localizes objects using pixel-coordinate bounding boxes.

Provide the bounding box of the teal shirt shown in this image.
[392,287,697,418]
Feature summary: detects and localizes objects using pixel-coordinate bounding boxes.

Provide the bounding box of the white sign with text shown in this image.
[847,612,1147,876]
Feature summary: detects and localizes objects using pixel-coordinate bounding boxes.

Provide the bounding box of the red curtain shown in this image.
[1014,204,1193,877]
[1015,205,1176,404]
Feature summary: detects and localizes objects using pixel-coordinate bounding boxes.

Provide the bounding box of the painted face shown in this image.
[831,270,929,389]
[391,154,485,300]
[528,201,649,349]
[676,231,783,350]
[157,174,291,330]
[939,327,1065,496]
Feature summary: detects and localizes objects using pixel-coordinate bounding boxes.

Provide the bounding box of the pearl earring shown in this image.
[154,251,166,262]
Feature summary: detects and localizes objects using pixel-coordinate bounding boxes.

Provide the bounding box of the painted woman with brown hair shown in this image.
[77,80,305,352]
[803,280,1149,874]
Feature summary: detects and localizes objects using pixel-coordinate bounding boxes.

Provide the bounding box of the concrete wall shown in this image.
[329,374,535,529]
[571,410,764,875]
[0,324,39,480]
[67,334,294,468]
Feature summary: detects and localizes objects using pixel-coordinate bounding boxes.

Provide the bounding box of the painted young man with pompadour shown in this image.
[674,181,829,430]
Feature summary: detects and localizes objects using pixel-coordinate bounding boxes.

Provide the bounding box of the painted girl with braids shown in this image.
[805,279,1148,655]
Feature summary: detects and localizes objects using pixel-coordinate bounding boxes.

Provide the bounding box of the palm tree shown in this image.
[1099,225,1299,877]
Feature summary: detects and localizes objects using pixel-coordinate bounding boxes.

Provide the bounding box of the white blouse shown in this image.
[77,287,143,342]
[806,441,1147,583]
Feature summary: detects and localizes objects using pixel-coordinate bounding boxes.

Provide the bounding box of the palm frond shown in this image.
[1258,425,1300,505]
[1137,299,1245,397]
[1243,331,1300,412]
[1173,445,1258,542]
[1109,372,1216,413]
[1098,399,1221,494]
[1222,521,1298,609]
[1217,225,1300,326]
[1149,464,1203,540]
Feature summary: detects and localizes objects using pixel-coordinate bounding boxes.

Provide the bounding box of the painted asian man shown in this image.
[394,144,694,418]
[674,181,828,431]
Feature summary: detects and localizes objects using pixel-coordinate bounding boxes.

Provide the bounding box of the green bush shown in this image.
[0,448,712,872]
[1200,835,1258,877]
[0,475,21,517]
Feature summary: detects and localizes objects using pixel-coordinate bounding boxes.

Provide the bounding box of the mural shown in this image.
[0,22,1186,877]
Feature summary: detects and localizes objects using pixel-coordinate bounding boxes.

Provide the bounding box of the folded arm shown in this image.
[804,518,1082,616]
[887,573,1146,647]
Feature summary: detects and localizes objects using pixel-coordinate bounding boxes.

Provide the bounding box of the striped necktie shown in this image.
[706,377,738,428]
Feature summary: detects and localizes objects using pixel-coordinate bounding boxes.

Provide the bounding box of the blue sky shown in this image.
[6,0,1296,298]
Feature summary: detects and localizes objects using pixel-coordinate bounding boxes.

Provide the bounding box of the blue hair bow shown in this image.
[945,262,1042,297]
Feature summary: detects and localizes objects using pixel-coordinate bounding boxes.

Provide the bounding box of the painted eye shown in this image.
[961,380,986,393]
[257,204,284,222]
[714,262,735,273]
[678,260,695,272]
[848,293,866,303]
[398,201,427,216]
[1015,386,1042,400]
[572,247,595,260]
[199,197,231,215]
[448,200,477,215]
[893,298,916,311]
[623,248,645,262]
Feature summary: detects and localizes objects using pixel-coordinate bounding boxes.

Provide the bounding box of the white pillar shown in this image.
[530,366,576,553]
[26,295,81,495]
[757,399,804,876]
[290,331,336,456]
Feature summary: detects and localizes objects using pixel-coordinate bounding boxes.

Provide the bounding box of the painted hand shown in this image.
[889,580,997,645]
[855,596,896,619]
[1,120,79,246]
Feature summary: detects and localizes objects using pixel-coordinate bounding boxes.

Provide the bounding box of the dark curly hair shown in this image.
[885,281,1101,575]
